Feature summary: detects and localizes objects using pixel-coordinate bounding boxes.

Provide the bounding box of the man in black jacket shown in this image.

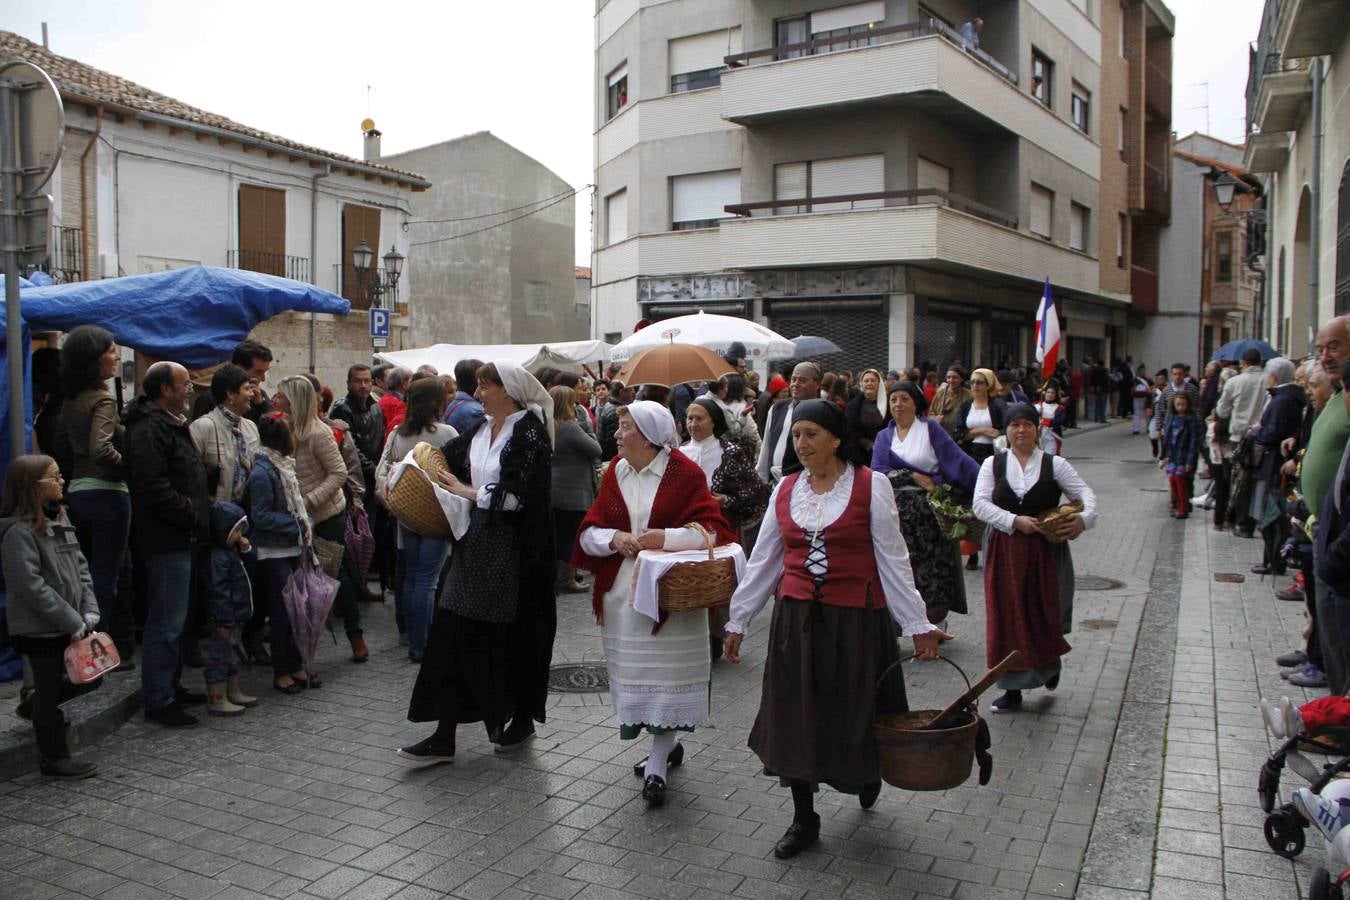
[125,362,210,728]
[598,381,632,459]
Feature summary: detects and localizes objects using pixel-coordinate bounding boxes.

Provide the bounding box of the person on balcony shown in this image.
[958,17,983,49]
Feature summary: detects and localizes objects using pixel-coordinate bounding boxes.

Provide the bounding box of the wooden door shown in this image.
[342,204,382,309]
[238,185,286,275]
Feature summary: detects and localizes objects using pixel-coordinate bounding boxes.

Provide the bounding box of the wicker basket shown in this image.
[658,523,738,612]
[387,442,453,540]
[1038,500,1085,544]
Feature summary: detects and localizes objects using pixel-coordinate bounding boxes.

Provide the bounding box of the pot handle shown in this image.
[872,653,972,710]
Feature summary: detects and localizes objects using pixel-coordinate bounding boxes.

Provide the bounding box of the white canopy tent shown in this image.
[374,340,612,376]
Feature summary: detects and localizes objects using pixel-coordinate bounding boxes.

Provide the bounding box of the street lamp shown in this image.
[1213,171,1240,211]
[351,239,402,308]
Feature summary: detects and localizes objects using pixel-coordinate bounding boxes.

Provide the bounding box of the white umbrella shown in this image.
[608,312,796,363]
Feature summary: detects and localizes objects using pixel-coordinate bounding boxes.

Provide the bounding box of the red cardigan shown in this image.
[572,449,734,624]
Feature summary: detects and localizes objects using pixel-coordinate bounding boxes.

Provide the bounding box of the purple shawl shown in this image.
[870,417,980,492]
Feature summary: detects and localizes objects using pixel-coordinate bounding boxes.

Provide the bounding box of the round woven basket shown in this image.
[658,523,737,612]
[387,442,453,540]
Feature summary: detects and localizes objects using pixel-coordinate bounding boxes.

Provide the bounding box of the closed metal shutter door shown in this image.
[914,311,970,370]
[768,299,887,375]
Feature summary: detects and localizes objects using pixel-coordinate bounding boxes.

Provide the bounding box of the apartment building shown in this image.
[592,0,1173,375]
[1154,134,1263,368]
[1244,0,1350,355]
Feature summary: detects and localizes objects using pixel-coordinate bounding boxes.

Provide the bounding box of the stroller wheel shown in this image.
[1311,867,1342,900]
[1259,758,1283,813]
[1265,808,1307,859]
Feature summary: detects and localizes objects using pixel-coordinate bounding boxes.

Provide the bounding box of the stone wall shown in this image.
[250,311,411,392]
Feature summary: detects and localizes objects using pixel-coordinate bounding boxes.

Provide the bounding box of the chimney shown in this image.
[41,22,48,48]
[361,118,381,162]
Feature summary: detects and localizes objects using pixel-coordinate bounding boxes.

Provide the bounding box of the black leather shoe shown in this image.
[146,703,198,728]
[633,741,685,778]
[1045,671,1061,691]
[859,782,881,810]
[641,775,666,807]
[494,718,536,753]
[773,818,820,858]
[175,687,207,706]
[1252,563,1272,575]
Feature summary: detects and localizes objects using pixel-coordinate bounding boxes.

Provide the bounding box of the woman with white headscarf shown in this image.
[573,401,736,808]
[399,361,557,763]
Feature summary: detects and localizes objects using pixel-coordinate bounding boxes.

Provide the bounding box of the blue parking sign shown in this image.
[370,307,390,339]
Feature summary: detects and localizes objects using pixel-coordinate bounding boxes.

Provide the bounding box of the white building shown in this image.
[2,30,430,389]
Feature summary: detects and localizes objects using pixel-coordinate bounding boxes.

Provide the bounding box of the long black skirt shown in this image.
[748,599,907,795]
[407,608,519,736]
[892,484,968,620]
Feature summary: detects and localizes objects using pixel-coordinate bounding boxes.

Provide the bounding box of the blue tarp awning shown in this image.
[19,266,350,368]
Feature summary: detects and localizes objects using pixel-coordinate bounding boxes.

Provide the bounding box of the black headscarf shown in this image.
[691,397,728,439]
[791,399,851,461]
[888,379,929,415]
[1004,402,1040,429]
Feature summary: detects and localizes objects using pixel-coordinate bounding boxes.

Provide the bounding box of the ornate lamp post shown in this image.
[352,239,405,308]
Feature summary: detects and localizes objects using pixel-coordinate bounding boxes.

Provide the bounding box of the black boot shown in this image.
[774,815,820,858]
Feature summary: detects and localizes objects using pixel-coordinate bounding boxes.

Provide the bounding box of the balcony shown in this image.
[1144,61,1171,122]
[719,26,1098,177]
[1275,0,1349,59]
[1244,131,1293,172]
[26,226,86,284]
[1131,265,1159,314]
[717,192,1100,297]
[228,249,310,282]
[1252,62,1312,133]
[333,264,407,314]
[1142,163,1170,220]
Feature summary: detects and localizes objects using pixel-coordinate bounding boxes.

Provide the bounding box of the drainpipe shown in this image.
[78,106,103,280]
[309,163,331,374]
[1309,56,1323,354]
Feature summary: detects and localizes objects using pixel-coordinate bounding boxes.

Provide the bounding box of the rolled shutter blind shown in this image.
[1070,205,1085,250]
[608,64,628,87]
[811,1,884,33]
[916,157,951,192]
[774,163,808,215]
[669,28,742,75]
[812,154,884,210]
[672,171,740,224]
[606,190,628,244]
[1030,185,1053,238]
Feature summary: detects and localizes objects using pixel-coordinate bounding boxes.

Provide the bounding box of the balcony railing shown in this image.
[227,249,310,282]
[334,264,407,314]
[1145,61,1171,121]
[1143,163,1170,218]
[1246,0,1284,126]
[1130,264,1159,314]
[725,188,1018,230]
[725,19,1017,86]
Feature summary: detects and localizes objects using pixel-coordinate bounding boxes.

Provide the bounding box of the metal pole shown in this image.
[0,80,26,459]
[1309,57,1323,354]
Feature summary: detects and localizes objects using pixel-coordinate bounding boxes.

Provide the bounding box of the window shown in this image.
[1031,49,1053,107]
[1070,203,1089,252]
[774,155,884,213]
[1030,184,1053,239]
[916,157,951,193]
[341,203,380,309]
[1216,232,1233,283]
[237,185,286,276]
[606,64,628,120]
[669,28,741,93]
[774,16,808,59]
[811,1,884,50]
[1119,107,1128,159]
[1118,214,1128,267]
[1071,83,1091,134]
[671,170,740,230]
[524,281,551,318]
[604,189,628,245]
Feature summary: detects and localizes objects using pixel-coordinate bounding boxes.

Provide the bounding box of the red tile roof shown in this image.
[0,31,428,187]
[1174,149,1252,180]
[575,266,592,279]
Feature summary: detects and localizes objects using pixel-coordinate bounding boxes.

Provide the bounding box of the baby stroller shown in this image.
[1259,725,1350,860]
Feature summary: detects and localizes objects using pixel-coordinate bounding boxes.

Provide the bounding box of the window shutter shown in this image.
[775,163,808,204]
[1070,204,1087,251]
[669,28,741,76]
[239,185,286,275]
[341,204,381,309]
[1030,185,1053,238]
[608,64,628,87]
[606,190,628,244]
[672,171,740,225]
[916,157,951,193]
[812,154,884,210]
[810,1,885,33]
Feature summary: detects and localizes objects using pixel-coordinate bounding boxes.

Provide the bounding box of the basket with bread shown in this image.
[1037,500,1085,543]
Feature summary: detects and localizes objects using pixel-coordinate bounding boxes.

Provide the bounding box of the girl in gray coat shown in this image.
[2,454,100,778]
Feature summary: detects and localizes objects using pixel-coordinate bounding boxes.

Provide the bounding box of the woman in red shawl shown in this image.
[573,401,733,809]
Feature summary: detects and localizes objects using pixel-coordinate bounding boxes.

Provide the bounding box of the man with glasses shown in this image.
[125,362,211,728]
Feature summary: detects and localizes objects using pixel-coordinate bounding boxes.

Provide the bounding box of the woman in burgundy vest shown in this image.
[723,401,946,860]
[972,403,1097,713]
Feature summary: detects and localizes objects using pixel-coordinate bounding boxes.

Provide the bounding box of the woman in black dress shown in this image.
[398,362,557,762]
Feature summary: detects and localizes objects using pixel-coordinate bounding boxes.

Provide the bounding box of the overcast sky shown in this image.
[8,0,1264,267]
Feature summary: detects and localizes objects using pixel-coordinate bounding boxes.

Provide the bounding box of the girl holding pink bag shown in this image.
[1,454,102,779]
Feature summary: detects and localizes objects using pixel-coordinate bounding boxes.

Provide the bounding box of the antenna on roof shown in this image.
[41,22,48,49]
[1189,81,1210,134]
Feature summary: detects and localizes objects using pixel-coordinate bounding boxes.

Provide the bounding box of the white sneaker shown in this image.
[1261,697,1287,738]
[1296,788,1345,841]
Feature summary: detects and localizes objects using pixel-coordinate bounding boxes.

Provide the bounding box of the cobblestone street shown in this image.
[0,423,1317,899]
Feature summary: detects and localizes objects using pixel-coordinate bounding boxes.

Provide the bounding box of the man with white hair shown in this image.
[1249,357,1305,577]
[1216,347,1270,537]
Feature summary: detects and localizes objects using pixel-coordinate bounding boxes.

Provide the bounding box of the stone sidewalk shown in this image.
[0,422,1289,900]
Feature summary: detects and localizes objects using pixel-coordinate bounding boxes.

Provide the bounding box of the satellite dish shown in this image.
[360,118,376,132]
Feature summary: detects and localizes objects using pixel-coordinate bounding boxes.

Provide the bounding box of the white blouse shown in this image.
[469,410,528,511]
[965,405,994,444]
[577,450,707,556]
[679,435,723,489]
[726,465,934,638]
[972,450,1098,535]
[891,419,938,473]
